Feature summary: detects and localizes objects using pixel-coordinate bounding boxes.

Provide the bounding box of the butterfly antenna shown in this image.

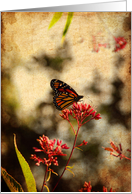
[85,96,98,110]
[85,95,93,104]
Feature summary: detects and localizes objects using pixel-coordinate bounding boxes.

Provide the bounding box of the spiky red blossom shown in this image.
[79,182,115,192]
[114,36,127,52]
[79,181,92,192]
[60,103,101,127]
[76,140,88,148]
[92,35,110,52]
[103,186,115,192]
[103,141,131,161]
[31,135,70,166]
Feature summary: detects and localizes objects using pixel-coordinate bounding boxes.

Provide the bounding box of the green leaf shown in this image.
[44,185,50,192]
[75,147,83,151]
[1,167,24,192]
[66,165,74,169]
[14,134,37,192]
[62,12,73,40]
[48,12,63,29]
[66,165,75,177]
[46,170,51,182]
[66,168,75,177]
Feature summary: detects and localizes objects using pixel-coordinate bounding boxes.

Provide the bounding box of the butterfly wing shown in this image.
[51,79,79,95]
[50,79,63,93]
[53,93,74,110]
[50,79,83,110]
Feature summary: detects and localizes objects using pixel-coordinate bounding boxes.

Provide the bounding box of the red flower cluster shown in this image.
[76,140,88,148]
[79,182,115,192]
[114,36,127,52]
[31,135,70,166]
[92,35,110,53]
[79,181,92,192]
[60,103,101,127]
[103,186,115,192]
[103,141,131,161]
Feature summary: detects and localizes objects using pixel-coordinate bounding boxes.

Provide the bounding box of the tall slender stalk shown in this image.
[52,125,80,192]
[41,165,48,192]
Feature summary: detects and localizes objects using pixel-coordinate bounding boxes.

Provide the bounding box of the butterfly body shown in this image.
[50,79,83,110]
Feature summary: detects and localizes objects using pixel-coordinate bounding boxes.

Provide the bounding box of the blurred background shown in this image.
[1,12,131,192]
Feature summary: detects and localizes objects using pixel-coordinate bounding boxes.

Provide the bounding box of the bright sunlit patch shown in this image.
[57,120,71,140]
[12,66,50,119]
[41,105,54,117]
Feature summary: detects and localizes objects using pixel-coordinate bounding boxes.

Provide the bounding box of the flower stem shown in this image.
[41,165,48,192]
[52,125,80,192]
[68,120,76,135]
[82,117,93,126]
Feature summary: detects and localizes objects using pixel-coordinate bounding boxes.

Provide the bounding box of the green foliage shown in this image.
[66,165,75,177]
[1,167,24,192]
[62,12,73,38]
[14,134,37,192]
[48,12,63,29]
[48,12,74,42]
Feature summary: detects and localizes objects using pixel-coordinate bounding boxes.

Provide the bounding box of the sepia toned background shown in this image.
[1,12,131,192]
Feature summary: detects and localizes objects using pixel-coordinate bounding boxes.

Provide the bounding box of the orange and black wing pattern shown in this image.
[50,79,83,110]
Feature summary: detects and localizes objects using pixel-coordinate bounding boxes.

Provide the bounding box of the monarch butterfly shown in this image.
[50,79,83,110]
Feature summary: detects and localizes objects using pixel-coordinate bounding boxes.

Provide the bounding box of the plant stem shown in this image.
[41,165,48,192]
[82,117,93,126]
[52,125,80,192]
[68,120,76,135]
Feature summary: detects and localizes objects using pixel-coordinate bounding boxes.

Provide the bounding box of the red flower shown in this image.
[79,182,115,192]
[113,36,127,52]
[103,186,115,192]
[103,141,131,161]
[79,181,92,192]
[31,135,70,166]
[76,140,88,148]
[60,103,101,127]
[30,154,44,166]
